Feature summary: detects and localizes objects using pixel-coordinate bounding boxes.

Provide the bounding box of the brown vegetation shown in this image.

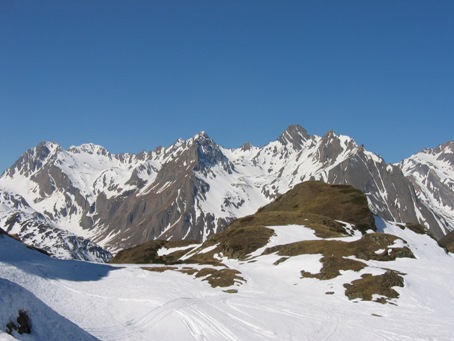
[188,226,274,262]
[110,240,198,264]
[194,268,245,288]
[141,265,245,288]
[438,230,454,253]
[259,181,376,233]
[265,232,413,280]
[264,233,414,262]
[344,270,405,303]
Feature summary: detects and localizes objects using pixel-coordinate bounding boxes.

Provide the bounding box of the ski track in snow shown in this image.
[2,221,454,340]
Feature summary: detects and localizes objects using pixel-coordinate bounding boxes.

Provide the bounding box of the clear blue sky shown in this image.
[1,0,453,173]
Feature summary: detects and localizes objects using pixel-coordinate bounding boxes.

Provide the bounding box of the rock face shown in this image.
[0,191,111,262]
[399,141,454,236]
[0,125,453,254]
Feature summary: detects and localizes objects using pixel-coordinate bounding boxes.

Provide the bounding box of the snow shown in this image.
[195,244,219,254]
[2,219,454,340]
[0,278,97,340]
[0,195,110,262]
[398,144,454,235]
[157,244,198,257]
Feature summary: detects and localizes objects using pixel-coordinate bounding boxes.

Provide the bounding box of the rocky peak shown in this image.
[155,131,233,176]
[240,142,254,152]
[403,141,454,170]
[431,141,454,166]
[423,141,454,154]
[316,130,344,163]
[191,132,233,173]
[68,143,110,157]
[277,125,310,151]
[192,131,210,141]
[32,141,60,162]
[8,141,60,177]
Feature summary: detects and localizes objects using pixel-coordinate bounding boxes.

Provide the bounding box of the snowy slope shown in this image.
[399,141,454,235]
[1,219,454,340]
[0,190,111,262]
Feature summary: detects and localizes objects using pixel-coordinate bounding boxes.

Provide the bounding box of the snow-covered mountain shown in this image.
[399,141,454,235]
[0,125,452,254]
[0,190,111,262]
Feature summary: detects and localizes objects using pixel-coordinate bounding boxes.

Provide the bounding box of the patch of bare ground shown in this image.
[232,212,348,238]
[344,270,405,304]
[301,256,366,280]
[142,265,245,289]
[260,228,411,304]
[439,230,454,253]
[110,240,198,264]
[141,266,178,273]
[186,225,275,263]
[194,268,245,288]
[265,233,414,262]
[396,222,428,235]
[258,181,376,233]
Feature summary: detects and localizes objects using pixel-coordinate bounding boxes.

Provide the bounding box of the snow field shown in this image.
[2,219,454,340]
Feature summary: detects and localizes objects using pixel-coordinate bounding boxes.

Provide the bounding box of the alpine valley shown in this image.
[0,125,453,260]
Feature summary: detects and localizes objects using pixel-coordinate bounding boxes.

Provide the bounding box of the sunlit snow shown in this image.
[1,219,454,340]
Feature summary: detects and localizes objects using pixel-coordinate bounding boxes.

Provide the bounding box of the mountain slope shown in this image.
[399,141,454,236]
[0,190,111,262]
[2,183,454,340]
[111,182,416,303]
[0,125,452,254]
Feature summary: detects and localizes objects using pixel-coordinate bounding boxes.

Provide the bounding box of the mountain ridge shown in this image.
[0,125,452,256]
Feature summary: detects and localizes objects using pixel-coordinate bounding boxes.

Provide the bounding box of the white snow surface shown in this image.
[1,220,454,340]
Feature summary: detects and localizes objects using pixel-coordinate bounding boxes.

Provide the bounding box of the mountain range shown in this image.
[0,124,453,259]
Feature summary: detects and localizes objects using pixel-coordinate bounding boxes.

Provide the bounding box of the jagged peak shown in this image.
[28,141,61,160]
[442,141,454,152]
[322,129,337,138]
[5,141,61,176]
[36,140,60,150]
[29,141,61,160]
[428,141,454,155]
[166,132,217,153]
[415,140,454,167]
[68,143,110,156]
[314,129,384,166]
[320,130,358,148]
[185,131,233,173]
[277,125,310,150]
[403,141,454,165]
[173,138,185,147]
[195,130,208,137]
[240,141,254,151]
[190,130,212,143]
